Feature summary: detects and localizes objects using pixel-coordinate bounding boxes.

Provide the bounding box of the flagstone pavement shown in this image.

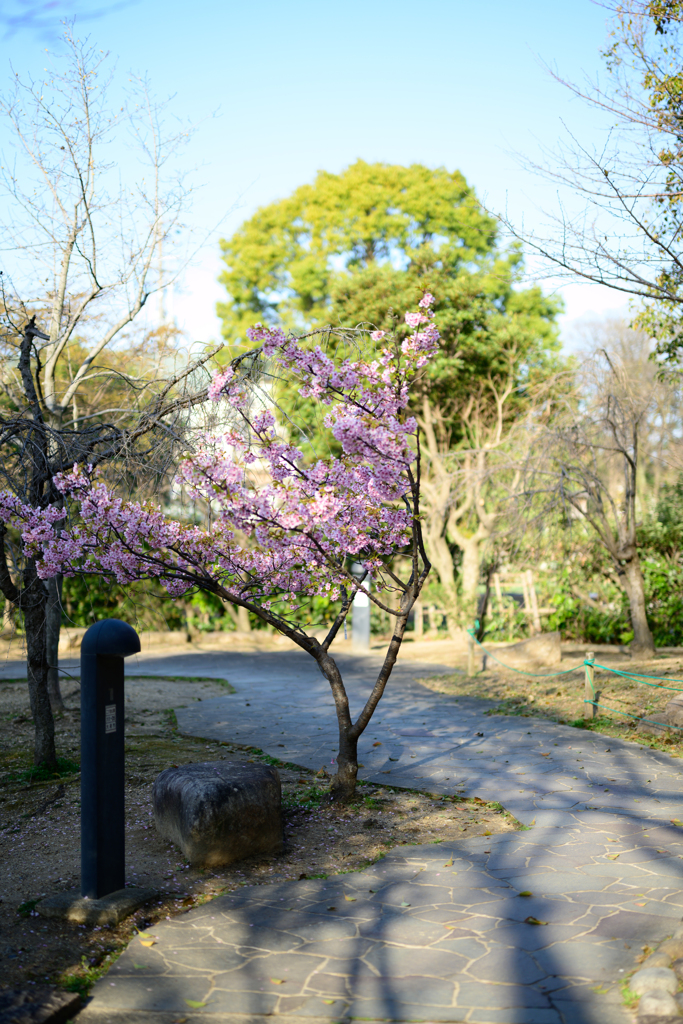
[35,647,683,1022]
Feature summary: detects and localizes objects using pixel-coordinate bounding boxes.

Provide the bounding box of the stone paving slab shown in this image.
[47,647,683,1022]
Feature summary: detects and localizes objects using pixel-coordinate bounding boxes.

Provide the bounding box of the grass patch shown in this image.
[17,898,41,918]
[58,949,124,997]
[2,755,80,784]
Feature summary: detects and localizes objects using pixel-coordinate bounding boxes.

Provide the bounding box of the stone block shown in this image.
[666,698,683,728]
[673,957,683,981]
[630,966,678,996]
[0,988,80,1024]
[637,713,671,737]
[637,989,680,1018]
[491,632,561,669]
[153,761,282,868]
[643,951,673,968]
[660,939,683,960]
[37,887,159,925]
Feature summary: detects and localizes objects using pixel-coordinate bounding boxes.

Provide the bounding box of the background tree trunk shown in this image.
[45,574,64,713]
[622,555,655,655]
[22,564,56,767]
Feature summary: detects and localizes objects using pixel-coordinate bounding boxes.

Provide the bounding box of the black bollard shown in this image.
[80,619,140,899]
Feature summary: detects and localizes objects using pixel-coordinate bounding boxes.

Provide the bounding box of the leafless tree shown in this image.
[0,29,215,766]
[501,2,683,360]
[418,347,550,632]
[520,325,681,655]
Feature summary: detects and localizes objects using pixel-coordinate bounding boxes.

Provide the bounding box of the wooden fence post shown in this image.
[493,573,504,611]
[584,652,596,720]
[527,570,542,634]
[467,631,476,678]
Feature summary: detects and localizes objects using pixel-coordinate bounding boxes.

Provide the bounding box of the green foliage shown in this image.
[4,755,80,783]
[61,573,187,631]
[218,160,563,450]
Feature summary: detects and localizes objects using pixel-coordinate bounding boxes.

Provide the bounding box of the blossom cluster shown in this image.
[1,297,439,615]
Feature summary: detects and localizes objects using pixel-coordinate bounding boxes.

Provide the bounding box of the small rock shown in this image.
[643,952,673,969]
[637,988,680,1018]
[672,925,683,940]
[665,698,683,727]
[153,761,282,868]
[672,958,683,981]
[660,939,683,960]
[637,713,671,737]
[677,991,683,1011]
[631,967,678,996]
[0,987,80,1024]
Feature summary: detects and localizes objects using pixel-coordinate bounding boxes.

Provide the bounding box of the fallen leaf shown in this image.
[400,901,411,907]
[139,940,155,947]
[483,831,491,836]
[172,1018,188,1023]
[443,857,454,867]
[322,1000,336,1005]
[133,963,147,970]
[444,924,456,930]
[270,979,286,985]
[372,741,382,747]
[525,916,548,926]
[518,891,533,897]
[671,819,683,827]
[327,906,336,911]
[185,1001,207,1009]
[540,752,550,757]
[344,895,357,902]
[635,902,647,907]
[606,853,620,860]
[357,764,364,768]
[389,757,398,761]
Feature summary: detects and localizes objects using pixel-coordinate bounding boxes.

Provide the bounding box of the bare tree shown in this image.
[501,1,683,360]
[521,328,680,655]
[0,30,211,766]
[418,346,548,631]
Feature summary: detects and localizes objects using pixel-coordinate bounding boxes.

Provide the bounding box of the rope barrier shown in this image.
[469,626,683,691]
[593,664,683,690]
[470,623,683,732]
[583,699,683,732]
[468,629,585,678]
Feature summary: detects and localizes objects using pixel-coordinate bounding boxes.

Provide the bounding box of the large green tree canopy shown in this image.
[218,160,563,443]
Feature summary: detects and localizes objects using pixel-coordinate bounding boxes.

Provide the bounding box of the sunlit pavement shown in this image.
[24,645,683,1023]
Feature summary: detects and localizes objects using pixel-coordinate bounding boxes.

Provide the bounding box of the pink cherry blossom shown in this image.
[1,302,440,625]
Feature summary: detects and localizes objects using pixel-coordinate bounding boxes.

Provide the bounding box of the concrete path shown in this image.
[27,647,683,1022]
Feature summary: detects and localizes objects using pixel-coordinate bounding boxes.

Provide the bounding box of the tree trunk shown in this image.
[622,555,655,655]
[422,529,460,638]
[236,604,251,633]
[46,574,65,713]
[329,727,358,803]
[460,536,482,605]
[22,568,57,767]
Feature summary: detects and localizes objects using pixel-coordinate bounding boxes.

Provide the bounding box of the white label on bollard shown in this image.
[354,591,369,607]
[105,704,117,733]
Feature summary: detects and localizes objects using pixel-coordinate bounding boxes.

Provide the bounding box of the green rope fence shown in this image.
[468,624,683,733]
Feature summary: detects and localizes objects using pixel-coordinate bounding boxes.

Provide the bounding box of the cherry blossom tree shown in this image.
[2,299,437,801]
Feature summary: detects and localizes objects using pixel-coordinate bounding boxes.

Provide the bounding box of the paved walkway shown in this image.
[37,648,683,1022]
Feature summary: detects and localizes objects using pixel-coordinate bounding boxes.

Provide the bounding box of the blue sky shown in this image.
[1,0,631,345]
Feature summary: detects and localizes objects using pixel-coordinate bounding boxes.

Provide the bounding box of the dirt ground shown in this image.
[419,648,683,756]
[0,672,518,996]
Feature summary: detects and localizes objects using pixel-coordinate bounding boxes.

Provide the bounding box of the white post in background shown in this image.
[351,564,371,652]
